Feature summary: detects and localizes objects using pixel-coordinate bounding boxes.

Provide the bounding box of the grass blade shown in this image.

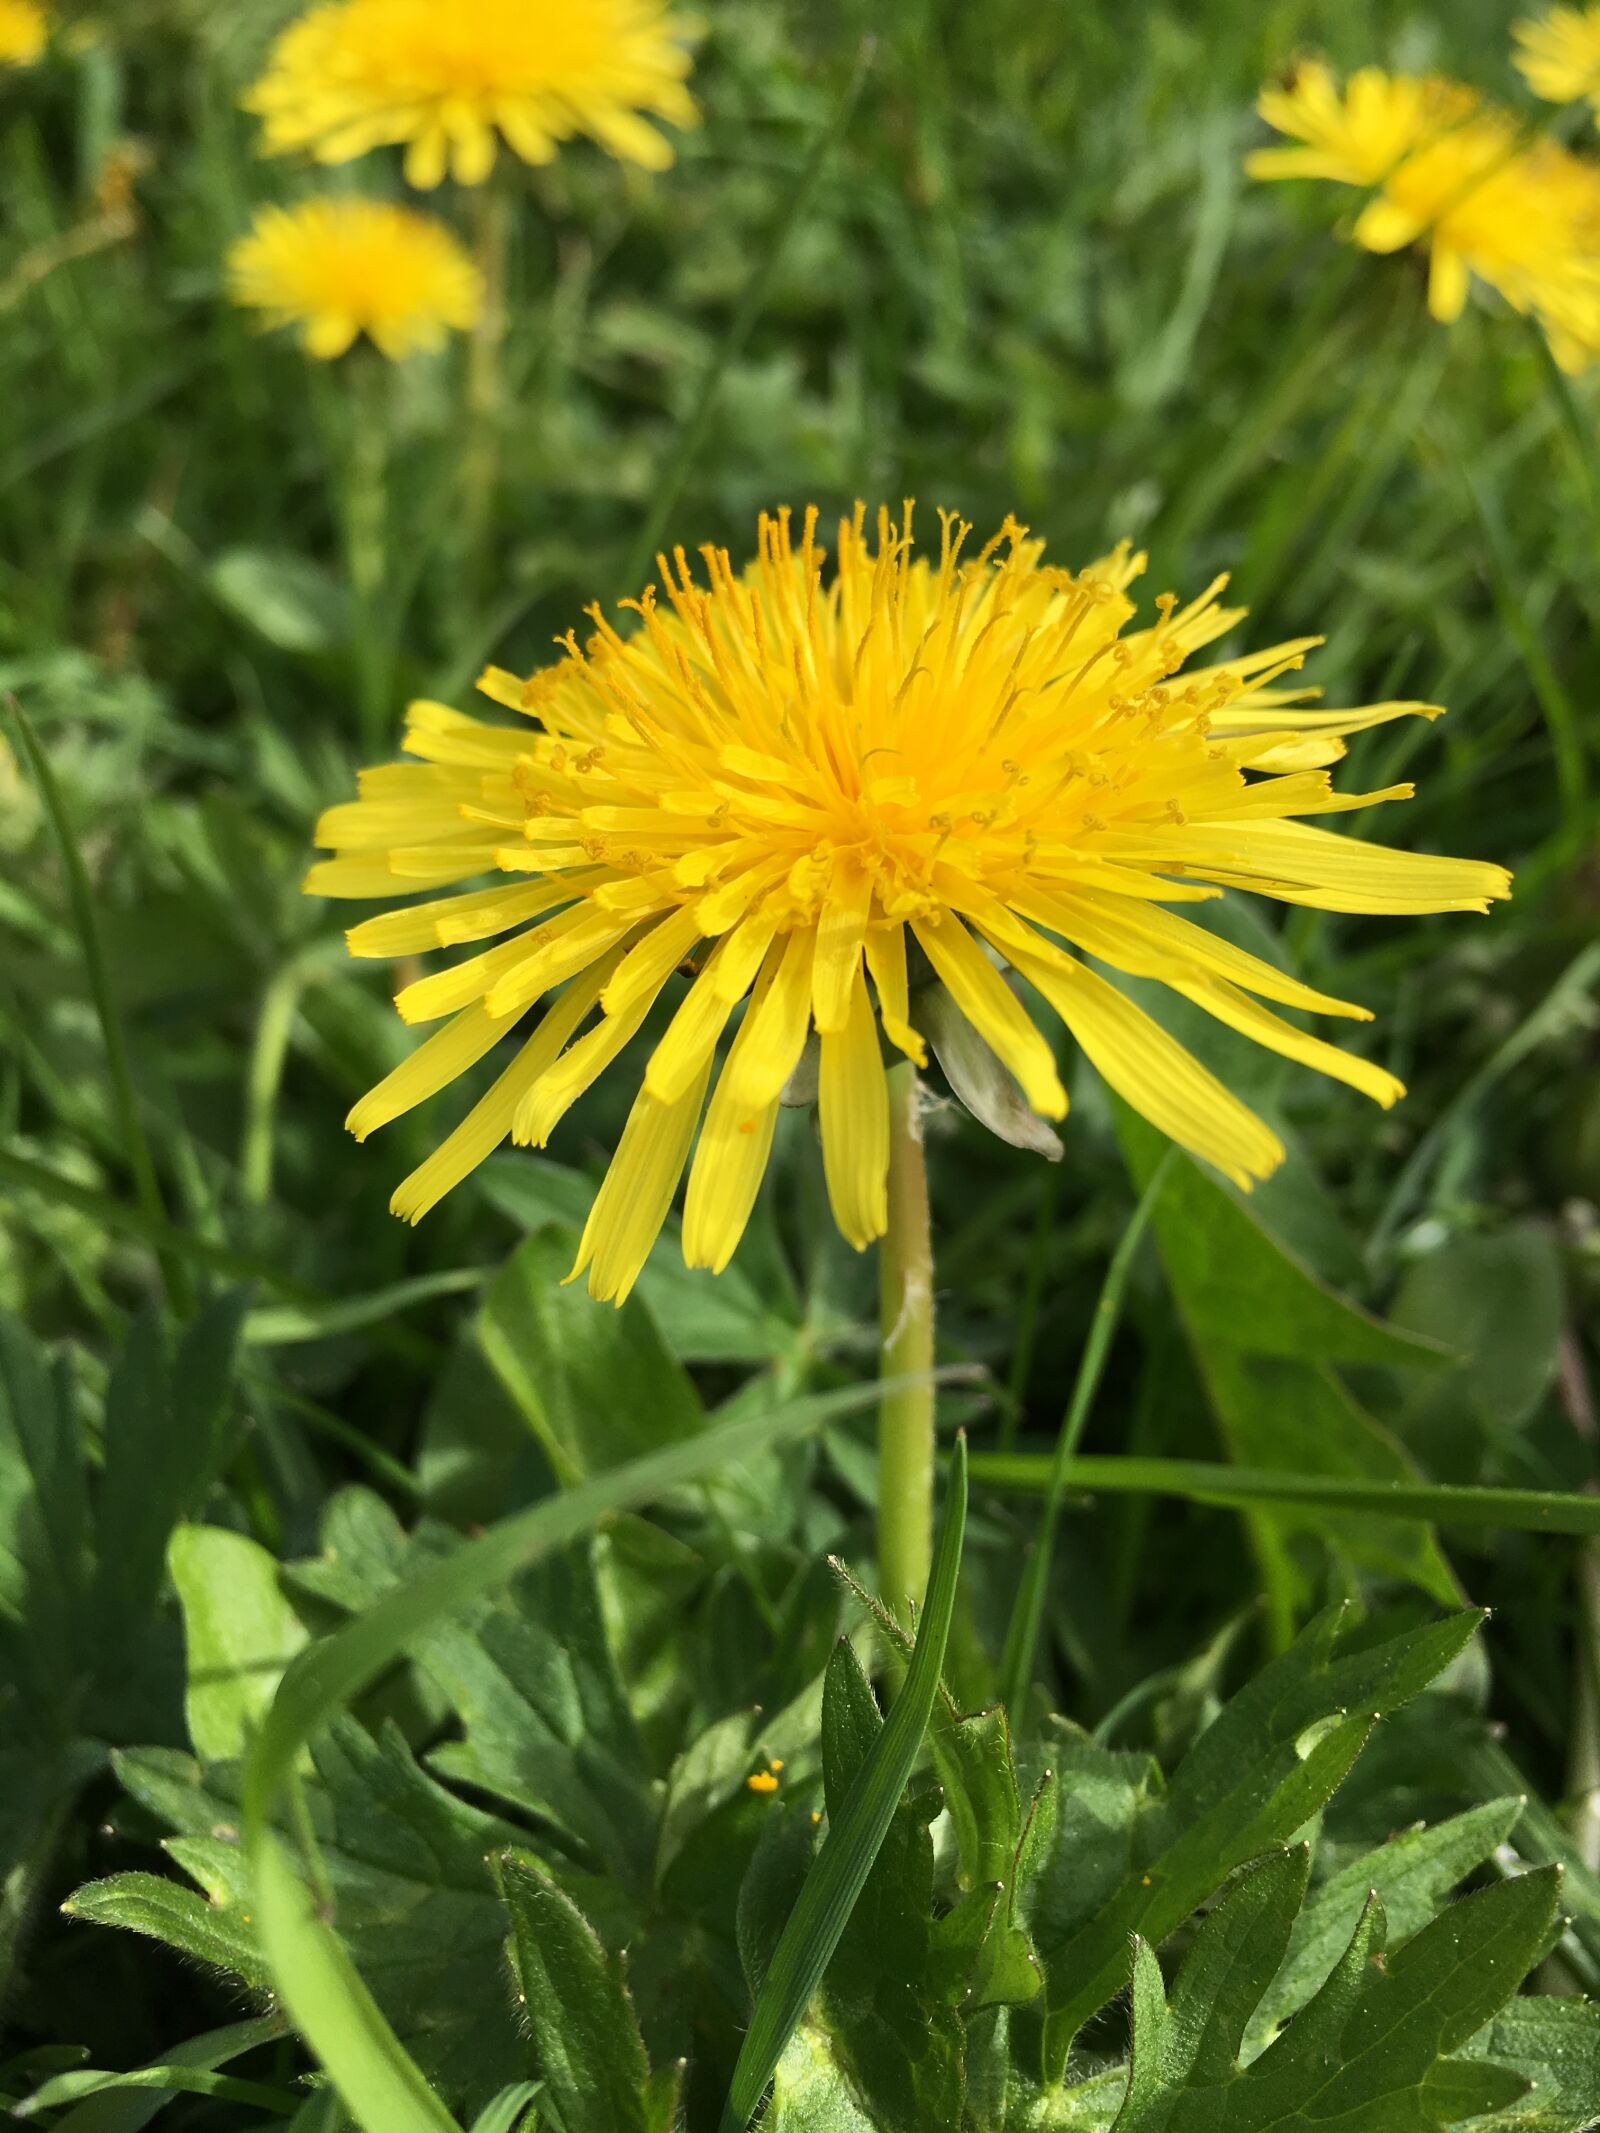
[970,1451,1600,1536]
[997,1156,1170,1717]
[242,1377,921,2133]
[6,697,191,1314]
[718,1434,969,2133]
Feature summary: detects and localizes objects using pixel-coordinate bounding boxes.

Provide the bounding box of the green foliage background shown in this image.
[2,0,1599,2128]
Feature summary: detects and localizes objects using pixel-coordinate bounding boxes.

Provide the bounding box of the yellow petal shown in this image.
[811,857,874,1034]
[1176,977,1405,1108]
[1013,950,1283,1190]
[910,915,1065,1119]
[819,967,890,1250]
[569,1065,714,1304]
[602,905,703,1017]
[347,1003,506,1142]
[644,950,740,1106]
[864,922,927,1066]
[724,930,815,1109]
[388,973,607,1224]
[683,963,784,1274]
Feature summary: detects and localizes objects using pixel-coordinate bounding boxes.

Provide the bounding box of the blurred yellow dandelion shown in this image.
[227,196,482,360]
[309,506,1508,1304]
[244,0,699,190]
[0,0,46,66]
[1249,60,1600,364]
[1516,6,1600,110]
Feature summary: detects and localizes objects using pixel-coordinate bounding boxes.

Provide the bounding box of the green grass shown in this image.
[3,1,1600,2126]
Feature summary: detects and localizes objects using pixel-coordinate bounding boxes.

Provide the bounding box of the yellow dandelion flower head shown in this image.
[227,196,483,360]
[1516,5,1600,109]
[244,0,700,190]
[0,0,47,66]
[1247,62,1480,191]
[309,506,1509,1306]
[1250,61,1600,351]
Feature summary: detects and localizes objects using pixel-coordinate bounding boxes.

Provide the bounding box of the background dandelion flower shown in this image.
[244,0,700,190]
[0,0,46,67]
[1516,5,1600,110]
[309,506,1508,1305]
[1249,61,1600,362]
[227,196,482,360]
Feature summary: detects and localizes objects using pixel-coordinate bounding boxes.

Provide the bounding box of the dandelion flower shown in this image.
[1249,61,1600,358]
[244,0,699,190]
[309,507,1509,1304]
[1516,6,1600,111]
[0,0,46,66]
[1249,63,1481,190]
[228,196,482,360]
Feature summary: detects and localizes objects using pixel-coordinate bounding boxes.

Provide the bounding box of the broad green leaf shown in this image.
[207,548,349,653]
[720,1438,969,2132]
[1116,1107,1450,1372]
[170,1524,308,1762]
[288,1490,654,1881]
[0,1310,89,1717]
[1391,1225,1565,1431]
[475,1232,705,1485]
[1039,1604,1482,2070]
[496,1851,657,2133]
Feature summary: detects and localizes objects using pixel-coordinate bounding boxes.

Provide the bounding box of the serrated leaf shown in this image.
[90,1724,528,2112]
[1039,1605,1483,2070]
[1461,1997,1600,2129]
[496,1850,655,2133]
[63,1871,273,1994]
[1113,1855,1556,2131]
[1251,1797,1523,2044]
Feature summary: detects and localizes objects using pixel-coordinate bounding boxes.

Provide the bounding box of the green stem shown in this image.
[997,1155,1169,1718]
[6,696,192,1315]
[878,1061,935,1626]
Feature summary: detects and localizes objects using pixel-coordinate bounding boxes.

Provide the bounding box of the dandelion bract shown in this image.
[310,506,1509,1303]
[244,0,699,189]
[228,196,482,360]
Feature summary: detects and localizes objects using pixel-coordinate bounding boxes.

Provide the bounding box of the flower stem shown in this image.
[878,1061,935,1626]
